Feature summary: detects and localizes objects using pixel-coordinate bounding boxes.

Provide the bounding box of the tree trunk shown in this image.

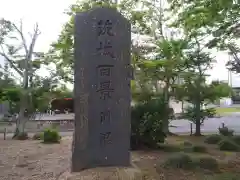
[194,102,201,136]
[181,100,184,113]
[13,68,29,138]
[163,81,170,134]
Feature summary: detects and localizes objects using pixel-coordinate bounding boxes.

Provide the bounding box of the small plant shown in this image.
[42,128,61,143]
[231,135,240,145]
[209,172,240,180]
[218,139,240,151]
[218,127,234,136]
[182,141,193,147]
[32,132,43,140]
[192,145,207,153]
[204,134,222,144]
[162,153,194,169]
[158,144,182,152]
[195,156,218,170]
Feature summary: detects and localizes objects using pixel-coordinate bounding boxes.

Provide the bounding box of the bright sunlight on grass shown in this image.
[215,107,240,115]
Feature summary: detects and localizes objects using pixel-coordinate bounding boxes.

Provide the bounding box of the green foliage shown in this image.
[158,144,182,152]
[182,106,216,125]
[209,173,240,180]
[181,141,193,147]
[162,152,219,171]
[168,0,240,72]
[210,80,232,98]
[131,95,167,149]
[162,153,194,169]
[218,139,240,152]
[49,0,150,82]
[194,156,218,170]
[0,87,21,113]
[218,127,234,136]
[174,47,218,135]
[204,134,223,144]
[42,128,61,143]
[231,135,240,145]
[192,145,207,153]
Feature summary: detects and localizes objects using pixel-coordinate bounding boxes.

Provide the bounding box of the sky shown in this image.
[0,0,239,88]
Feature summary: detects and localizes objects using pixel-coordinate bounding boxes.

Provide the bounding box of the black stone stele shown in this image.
[72,7,131,172]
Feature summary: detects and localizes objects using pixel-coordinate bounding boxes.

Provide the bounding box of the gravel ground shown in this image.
[0,137,71,180]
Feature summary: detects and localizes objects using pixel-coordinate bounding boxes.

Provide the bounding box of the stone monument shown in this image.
[72,7,131,172]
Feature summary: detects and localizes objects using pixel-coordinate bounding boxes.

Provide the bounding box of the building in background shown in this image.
[0,101,10,119]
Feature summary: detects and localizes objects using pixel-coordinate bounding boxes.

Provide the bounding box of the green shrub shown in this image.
[231,135,240,145]
[218,139,240,151]
[205,108,217,118]
[42,128,61,143]
[181,107,216,124]
[158,144,182,152]
[194,156,218,170]
[182,141,193,147]
[208,173,240,180]
[192,145,207,153]
[204,134,222,144]
[218,127,234,136]
[162,153,194,169]
[180,141,194,152]
[131,95,168,149]
[32,132,43,140]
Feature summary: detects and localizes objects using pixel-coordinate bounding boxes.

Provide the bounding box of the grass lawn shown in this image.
[215,107,240,115]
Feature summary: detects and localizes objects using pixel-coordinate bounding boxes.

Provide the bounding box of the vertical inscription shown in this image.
[97,20,114,36]
[97,65,113,77]
[100,110,111,124]
[96,20,116,148]
[80,68,84,88]
[100,132,112,146]
[96,81,114,100]
[79,93,88,128]
[96,20,115,58]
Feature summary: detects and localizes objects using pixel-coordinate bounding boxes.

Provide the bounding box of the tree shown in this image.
[167,0,239,135]
[174,37,232,135]
[50,0,187,137]
[0,87,21,114]
[169,27,216,135]
[168,0,240,72]
[0,19,43,137]
[209,80,232,99]
[138,39,188,132]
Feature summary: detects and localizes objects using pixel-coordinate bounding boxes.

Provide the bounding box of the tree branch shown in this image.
[27,23,40,61]
[0,45,23,76]
[12,20,28,56]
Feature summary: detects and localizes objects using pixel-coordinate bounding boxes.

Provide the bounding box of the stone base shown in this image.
[58,165,143,180]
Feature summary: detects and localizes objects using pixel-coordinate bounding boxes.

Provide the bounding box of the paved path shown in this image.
[1,132,73,139]
[170,113,240,134]
[34,113,240,134]
[35,113,74,120]
[3,109,240,138]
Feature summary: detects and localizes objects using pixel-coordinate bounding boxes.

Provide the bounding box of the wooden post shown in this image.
[190,122,193,136]
[222,121,225,128]
[4,128,6,140]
